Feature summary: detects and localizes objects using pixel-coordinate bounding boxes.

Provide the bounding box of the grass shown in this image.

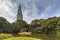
[5,37,42,40]
[0,33,13,40]
[0,32,60,40]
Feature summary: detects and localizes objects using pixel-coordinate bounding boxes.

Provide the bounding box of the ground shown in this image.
[5,37,42,40]
[0,32,59,40]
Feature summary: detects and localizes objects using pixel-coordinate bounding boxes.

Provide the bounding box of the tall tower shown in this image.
[17,4,23,20]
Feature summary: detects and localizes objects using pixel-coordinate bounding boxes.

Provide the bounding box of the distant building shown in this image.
[17,4,23,20]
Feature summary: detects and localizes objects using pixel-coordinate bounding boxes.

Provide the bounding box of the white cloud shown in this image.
[0,0,17,23]
[0,0,60,24]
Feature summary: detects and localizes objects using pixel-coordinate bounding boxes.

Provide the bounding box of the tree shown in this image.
[0,17,10,33]
[30,17,60,35]
[11,20,28,33]
[30,19,45,34]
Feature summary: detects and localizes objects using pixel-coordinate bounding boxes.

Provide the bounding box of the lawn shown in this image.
[5,37,42,40]
[0,33,59,40]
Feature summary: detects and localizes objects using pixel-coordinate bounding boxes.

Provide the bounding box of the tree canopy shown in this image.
[0,16,60,36]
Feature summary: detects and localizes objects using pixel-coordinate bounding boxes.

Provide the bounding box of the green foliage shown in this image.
[0,16,60,36]
[11,20,28,33]
[30,17,60,35]
[0,17,10,33]
[0,17,29,33]
[0,17,60,40]
[30,19,45,34]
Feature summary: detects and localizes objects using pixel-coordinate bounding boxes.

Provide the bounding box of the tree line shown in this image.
[0,17,60,35]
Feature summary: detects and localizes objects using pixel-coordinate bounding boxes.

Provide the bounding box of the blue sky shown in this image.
[0,0,60,23]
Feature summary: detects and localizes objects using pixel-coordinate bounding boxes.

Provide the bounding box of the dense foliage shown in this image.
[0,17,10,33]
[0,17,60,36]
[30,17,60,35]
[11,20,29,33]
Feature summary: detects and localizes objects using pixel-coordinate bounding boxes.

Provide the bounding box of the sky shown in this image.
[0,0,60,23]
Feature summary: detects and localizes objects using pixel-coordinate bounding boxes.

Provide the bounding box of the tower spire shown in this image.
[17,4,23,20]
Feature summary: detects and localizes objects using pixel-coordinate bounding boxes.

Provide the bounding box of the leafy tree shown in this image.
[11,20,28,33]
[30,19,45,34]
[0,17,10,33]
[30,17,60,35]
